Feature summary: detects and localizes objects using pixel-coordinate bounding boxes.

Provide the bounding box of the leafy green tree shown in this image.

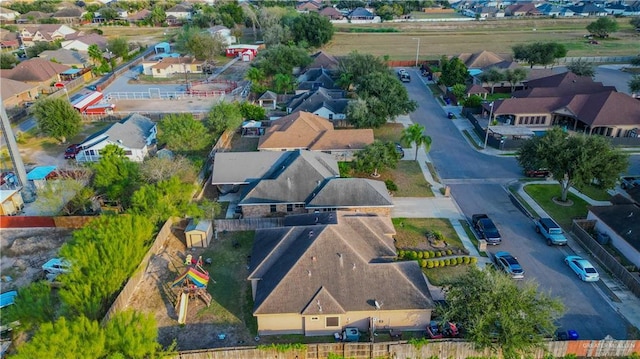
[354,140,401,177]
[140,156,197,184]
[246,67,268,94]
[478,67,504,94]
[239,102,267,121]
[10,316,106,359]
[513,42,566,68]
[158,114,211,153]
[87,44,103,66]
[32,97,82,143]
[346,98,372,128]
[354,71,417,127]
[252,44,311,77]
[106,37,128,59]
[99,6,119,21]
[586,17,619,38]
[450,83,467,100]
[337,51,388,90]
[290,12,334,48]
[400,123,432,161]
[0,53,18,69]
[149,4,166,25]
[104,310,161,358]
[439,55,468,87]
[375,4,396,21]
[517,127,628,202]
[92,145,140,205]
[440,267,564,359]
[34,172,91,216]
[461,94,483,108]
[3,282,55,332]
[129,177,200,225]
[629,75,640,95]
[59,215,154,319]
[175,26,225,61]
[504,67,528,92]
[272,73,295,94]
[567,59,595,77]
[206,101,244,135]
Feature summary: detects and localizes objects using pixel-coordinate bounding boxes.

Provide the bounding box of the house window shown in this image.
[540,116,546,124]
[295,204,305,208]
[286,204,293,212]
[196,66,202,71]
[518,118,523,125]
[326,317,339,327]
[125,150,132,156]
[156,69,160,74]
[329,114,333,120]
[310,317,319,321]
[270,205,276,213]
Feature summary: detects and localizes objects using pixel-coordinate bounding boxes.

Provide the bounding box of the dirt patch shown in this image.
[112,97,220,113]
[0,228,73,290]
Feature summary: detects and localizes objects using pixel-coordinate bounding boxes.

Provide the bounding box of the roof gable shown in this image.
[589,204,640,250]
[4,58,70,82]
[308,178,392,207]
[81,114,155,149]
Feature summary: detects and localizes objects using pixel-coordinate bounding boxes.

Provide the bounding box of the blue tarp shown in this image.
[26,166,57,180]
[154,42,171,54]
[468,69,483,76]
[61,68,82,75]
[0,291,17,309]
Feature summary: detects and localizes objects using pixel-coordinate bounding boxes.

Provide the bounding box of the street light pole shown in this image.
[412,38,420,67]
[484,102,494,149]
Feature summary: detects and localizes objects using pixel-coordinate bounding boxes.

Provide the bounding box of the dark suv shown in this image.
[64,144,82,159]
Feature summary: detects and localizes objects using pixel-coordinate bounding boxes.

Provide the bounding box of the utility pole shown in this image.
[0,97,28,190]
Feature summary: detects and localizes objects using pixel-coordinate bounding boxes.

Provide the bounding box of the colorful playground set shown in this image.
[172,255,212,324]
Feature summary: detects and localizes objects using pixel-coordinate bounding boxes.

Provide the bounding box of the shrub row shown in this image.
[398,249,454,259]
[418,256,477,268]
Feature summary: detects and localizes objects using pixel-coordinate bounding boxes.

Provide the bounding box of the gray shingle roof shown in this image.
[249,212,433,315]
[589,204,640,251]
[211,151,289,185]
[288,87,348,114]
[307,178,393,208]
[81,114,155,149]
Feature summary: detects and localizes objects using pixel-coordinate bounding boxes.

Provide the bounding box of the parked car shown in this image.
[564,256,599,282]
[494,251,524,279]
[524,168,550,178]
[535,218,568,246]
[471,214,502,245]
[64,144,82,159]
[42,258,71,275]
[620,176,640,189]
[395,143,405,158]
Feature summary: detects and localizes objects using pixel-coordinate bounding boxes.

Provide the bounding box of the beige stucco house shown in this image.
[142,57,204,78]
[249,211,434,336]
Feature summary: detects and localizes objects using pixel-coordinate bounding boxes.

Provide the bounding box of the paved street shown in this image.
[401,67,631,339]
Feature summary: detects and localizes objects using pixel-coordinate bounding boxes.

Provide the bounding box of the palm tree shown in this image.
[87,44,103,66]
[400,123,432,162]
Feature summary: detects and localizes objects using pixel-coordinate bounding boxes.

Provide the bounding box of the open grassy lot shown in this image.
[392,218,463,251]
[523,184,589,229]
[423,264,472,286]
[349,161,433,197]
[327,18,638,60]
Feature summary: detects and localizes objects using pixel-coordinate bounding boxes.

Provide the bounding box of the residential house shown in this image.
[19,24,79,47]
[457,50,514,70]
[207,25,236,45]
[16,11,52,24]
[622,2,640,16]
[296,68,339,93]
[249,211,433,336]
[347,7,377,21]
[296,0,321,13]
[489,72,640,137]
[257,90,277,110]
[165,3,193,25]
[52,7,83,24]
[536,3,562,17]
[258,111,372,159]
[142,57,204,78]
[0,29,19,49]
[319,6,344,20]
[568,3,607,16]
[127,9,151,23]
[0,58,70,88]
[306,51,339,72]
[587,194,640,268]
[463,7,504,18]
[504,3,541,16]
[1,78,39,108]
[76,114,157,163]
[61,33,108,52]
[0,7,20,22]
[211,150,392,217]
[38,49,90,68]
[287,88,349,121]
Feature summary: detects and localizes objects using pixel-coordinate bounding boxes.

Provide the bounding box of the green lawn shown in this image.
[378,161,434,197]
[460,220,486,257]
[523,184,589,229]
[485,93,512,101]
[392,218,463,251]
[423,264,473,287]
[573,183,611,201]
[372,122,405,143]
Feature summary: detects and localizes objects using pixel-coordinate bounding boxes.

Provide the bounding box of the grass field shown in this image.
[327,18,639,60]
[392,218,462,250]
[523,184,589,229]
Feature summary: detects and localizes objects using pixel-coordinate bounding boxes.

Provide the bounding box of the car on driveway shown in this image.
[564,256,599,282]
[64,144,82,159]
[395,143,405,158]
[535,218,568,246]
[494,251,524,279]
[472,214,502,245]
[524,168,550,178]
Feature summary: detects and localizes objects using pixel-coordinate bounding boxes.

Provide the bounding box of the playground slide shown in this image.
[177,293,188,324]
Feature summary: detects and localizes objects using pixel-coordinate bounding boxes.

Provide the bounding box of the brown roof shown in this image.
[249,212,434,315]
[0,77,37,99]
[567,91,640,127]
[525,71,595,89]
[308,50,339,70]
[258,111,373,151]
[466,84,489,95]
[319,6,343,18]
[3,58,70,82]
[456,50,512,69]
[493,97,561,115]
[128,9,151,21]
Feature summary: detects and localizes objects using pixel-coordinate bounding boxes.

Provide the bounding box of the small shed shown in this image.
[184,219,213,248]
[26,166,57,189]
[241,50,254,62]
[154,42,171,54]
[258,90,277,109]
[0,189,24,216]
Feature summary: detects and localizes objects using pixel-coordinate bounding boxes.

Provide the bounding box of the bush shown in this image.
[384,179,398,191]
[439,260,445,267]
[433,260,439,268]
[435,251,442,257]
[457,257,464,265]
[440,251,447,257]
[410,251,418,259]
[445,258,451,266]
[423,251,430,259]
[446,249,453,256]
[470,257,478,264]
[429,251,435,258]
[418,251,424,259]
[464,257,470,264]
[398,250,405,258]
[420,259,427,268]
[427,260,434,268]
[432,230,444,241]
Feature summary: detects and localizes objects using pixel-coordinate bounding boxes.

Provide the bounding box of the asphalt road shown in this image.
[402,68,629,340]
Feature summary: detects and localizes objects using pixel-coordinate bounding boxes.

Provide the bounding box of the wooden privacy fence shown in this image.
[571,219,640,298]
[214,218,283,233]
[101,217,180,323]
[172,340,640,359]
